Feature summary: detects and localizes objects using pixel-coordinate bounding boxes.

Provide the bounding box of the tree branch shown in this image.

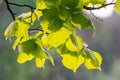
[83,2,115,10]
[4,0,15,20]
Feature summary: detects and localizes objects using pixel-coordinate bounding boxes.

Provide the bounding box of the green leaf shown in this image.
[43,8,63,31]
[114,0,120,13]
[61,0,79,8]
[80,48,95,59]
[18,39,38,54]
[58,5,71,21]
[17,38,49,68]
[71,11,95,30]
[61,53,84,72]
[63,19,75,34]
[44,0,61,7]
[84,51,102,70]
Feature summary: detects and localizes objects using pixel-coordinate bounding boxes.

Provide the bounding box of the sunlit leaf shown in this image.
[40,20,51,33]
[66,37,78,52]
[17,52,34,64]
[114,0,120,13]
[61,54,84,72]
[42,27,71,48]
[36,0,47,9]
[65,35,83,52]
[36,58,46,68]
[4,21,18,40]
[84,51,102,70]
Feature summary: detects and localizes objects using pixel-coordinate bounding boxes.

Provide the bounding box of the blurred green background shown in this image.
[0,0,120,80]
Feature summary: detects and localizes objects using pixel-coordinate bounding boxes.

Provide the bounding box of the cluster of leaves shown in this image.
[4,0,120,72]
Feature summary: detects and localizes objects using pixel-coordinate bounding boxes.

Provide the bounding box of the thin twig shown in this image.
[8,2,41,11]
[4,0,15,20]
[83,2,115,10]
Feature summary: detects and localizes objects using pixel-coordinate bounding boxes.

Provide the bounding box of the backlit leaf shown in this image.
[61,54,84,72]
[36,58,46,68]
[84,51,102,70]
[17,52,34,64]
[114,0,120,13]
[36,0,47,9]
[66,35,83,52]
[4,21,18,40]
[42,27,71,47]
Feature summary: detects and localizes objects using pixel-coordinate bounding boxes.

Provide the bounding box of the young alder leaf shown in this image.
[4,19,30,50]
[36,0,47,10]
[90,0,106,4]
[61,54,84,73]
[63,19,75,34]
[44,0,61,7]
[81,48,95,59]
[66,38,78,51]
[84,51,102,70]
[17,52,34,64]
[43,8,63,31]
[61,0,79,8]
[36,58,46,68]
[18,39,37,54]
[58,6,71,21]
[42,27,71,48]
[114,0,120,13]
[66,35,83,52]
[17,38,51,68]
[71,11,94,30]
[40,20,51,33]
[4,21,18,40]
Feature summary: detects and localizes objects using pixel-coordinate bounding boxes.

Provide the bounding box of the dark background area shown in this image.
[0,0,120,80]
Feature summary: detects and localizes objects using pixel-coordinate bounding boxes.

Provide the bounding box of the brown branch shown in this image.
[8,2,41,11]
[83,2,115,10]
[4,0,15,20]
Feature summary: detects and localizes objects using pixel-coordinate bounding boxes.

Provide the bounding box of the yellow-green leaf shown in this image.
[36,0,47,9]
[66,38,78,51]
[4,21,18,40]
[40,20,51,33]
[66,36,83,52]
[61,54,84,72]
[42,27,71,48]
[36,58,46,68]
[84,51,102,70]
[17,52,34,64]
[114,0,120,13]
